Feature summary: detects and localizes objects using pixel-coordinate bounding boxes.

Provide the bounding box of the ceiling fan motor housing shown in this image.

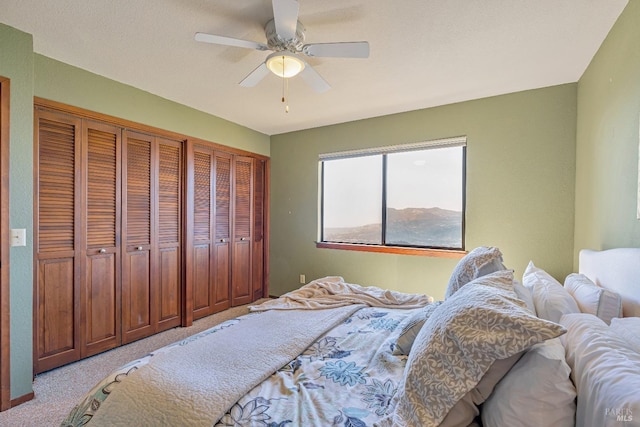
[265,19,306,52]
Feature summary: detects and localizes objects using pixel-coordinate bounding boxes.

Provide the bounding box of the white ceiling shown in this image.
[0,0,628,136]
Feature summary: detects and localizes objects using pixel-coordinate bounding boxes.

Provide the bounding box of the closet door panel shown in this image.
[213,244,230,308]
[192,148,214,319]
[252,159,265,300]
[82,122,121,357]
[157,140,182,330]
[159,247,180,324]
[231,157,253,306]
[213,153,231,312]
[84,252,118,355]
[122,132,153,343]
[36,258,75,369]
[232,243,251,305]
[192,244,212,317]
[124,251,151,328]
[34,111,81,373]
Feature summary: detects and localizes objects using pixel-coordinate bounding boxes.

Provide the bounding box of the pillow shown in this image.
[445,246,504,298]
[481,338,576,427]
[609,317,640,353]
[380,270,566,427]
[564,273,622,324]
[522,261,579,323]
[439,353,522,427]
[392,302,442,355]
[561,313,640,427]
[513,279,536,314]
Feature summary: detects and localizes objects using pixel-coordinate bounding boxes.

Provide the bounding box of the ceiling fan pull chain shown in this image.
[280,55,289,113]
[285,76,290,113]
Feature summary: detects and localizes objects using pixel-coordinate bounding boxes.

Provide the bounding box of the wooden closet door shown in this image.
[122,131,153,343]
[81,121,121,357]
[231,156,253,307]
[156,138,182,331]
[34,110,82,373]
[0,77,8,409]
[252,159,265,301]
[191,146,214,320]
[212,152,232,312]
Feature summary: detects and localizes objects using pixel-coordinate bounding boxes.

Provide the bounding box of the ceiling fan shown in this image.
[195,0,370,93]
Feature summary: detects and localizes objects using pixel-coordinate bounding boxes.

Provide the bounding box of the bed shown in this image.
[62,247,640,427]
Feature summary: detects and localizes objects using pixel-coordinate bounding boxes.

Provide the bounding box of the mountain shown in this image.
[324,207,462,248]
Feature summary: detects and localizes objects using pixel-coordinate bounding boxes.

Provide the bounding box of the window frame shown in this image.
[317,137,467,258]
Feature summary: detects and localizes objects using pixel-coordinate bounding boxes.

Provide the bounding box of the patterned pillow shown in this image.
[392,302,442,356]
[444,246,504,298]
[380,270,566,427]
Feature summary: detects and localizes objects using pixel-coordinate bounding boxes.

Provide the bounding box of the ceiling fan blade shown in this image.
[302,41,370,58]
[239,62,270,87]
[195,32,268,51]
[272,0,299,40]
[300,63,330,93]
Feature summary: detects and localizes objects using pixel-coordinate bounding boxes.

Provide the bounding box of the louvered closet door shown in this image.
[212,152,232,312]
[34,111,82,373]
[191,146,214,320]
[122,131,153,343]
[82,121,121,357]
[252,159,265,300]
[156,138,182,331]
[231,156,254,307]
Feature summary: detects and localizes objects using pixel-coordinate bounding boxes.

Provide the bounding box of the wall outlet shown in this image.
[299,274,306,284]
[10,228,26,247]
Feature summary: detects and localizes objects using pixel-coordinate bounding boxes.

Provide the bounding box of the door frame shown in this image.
[0,75,11,411]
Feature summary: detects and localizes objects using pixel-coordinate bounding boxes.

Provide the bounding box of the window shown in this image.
[319,137,466,253]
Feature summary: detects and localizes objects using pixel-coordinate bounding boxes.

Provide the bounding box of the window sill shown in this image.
[316,242,467,258]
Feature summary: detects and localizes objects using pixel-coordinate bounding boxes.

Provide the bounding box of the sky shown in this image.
[322,146,463,228]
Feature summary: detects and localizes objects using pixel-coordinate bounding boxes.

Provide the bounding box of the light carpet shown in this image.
[0,300,269,427]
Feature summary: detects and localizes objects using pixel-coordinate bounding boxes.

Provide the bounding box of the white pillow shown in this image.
[564,273,622,324]
[561,313,640,427]
[609,317,640,353]
[444,246,504,298]
[381,270,566,427]
[482,338,576,427]
[522,261,579,323]
[513,279,536,314]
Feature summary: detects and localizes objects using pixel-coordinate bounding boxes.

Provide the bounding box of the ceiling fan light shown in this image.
[266,53,305,78]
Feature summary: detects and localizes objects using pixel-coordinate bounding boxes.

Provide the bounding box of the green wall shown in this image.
[0,23,35,401]
[270,84,577,299]
[34,55,270,157]
[574,0,640,262]
[3,0,637,404]
[1,22,270,400]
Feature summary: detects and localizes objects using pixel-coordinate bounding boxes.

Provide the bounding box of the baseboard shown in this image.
[10,391,34,408]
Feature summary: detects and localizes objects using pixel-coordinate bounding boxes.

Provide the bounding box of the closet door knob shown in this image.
[240,237,246,241]
[220,239,225,243]
[137,246,143,251]
[99,248,106,253]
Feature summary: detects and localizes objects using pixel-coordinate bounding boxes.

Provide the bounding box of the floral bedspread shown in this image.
[215,306,413,427]
[62,306,416,427]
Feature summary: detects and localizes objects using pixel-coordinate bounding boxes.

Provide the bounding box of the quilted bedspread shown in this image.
[62,305,419,426]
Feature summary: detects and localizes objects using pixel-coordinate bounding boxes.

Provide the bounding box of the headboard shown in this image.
[579,248,640,317]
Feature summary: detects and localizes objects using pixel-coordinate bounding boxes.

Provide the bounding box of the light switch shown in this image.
[10,229,26,247]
